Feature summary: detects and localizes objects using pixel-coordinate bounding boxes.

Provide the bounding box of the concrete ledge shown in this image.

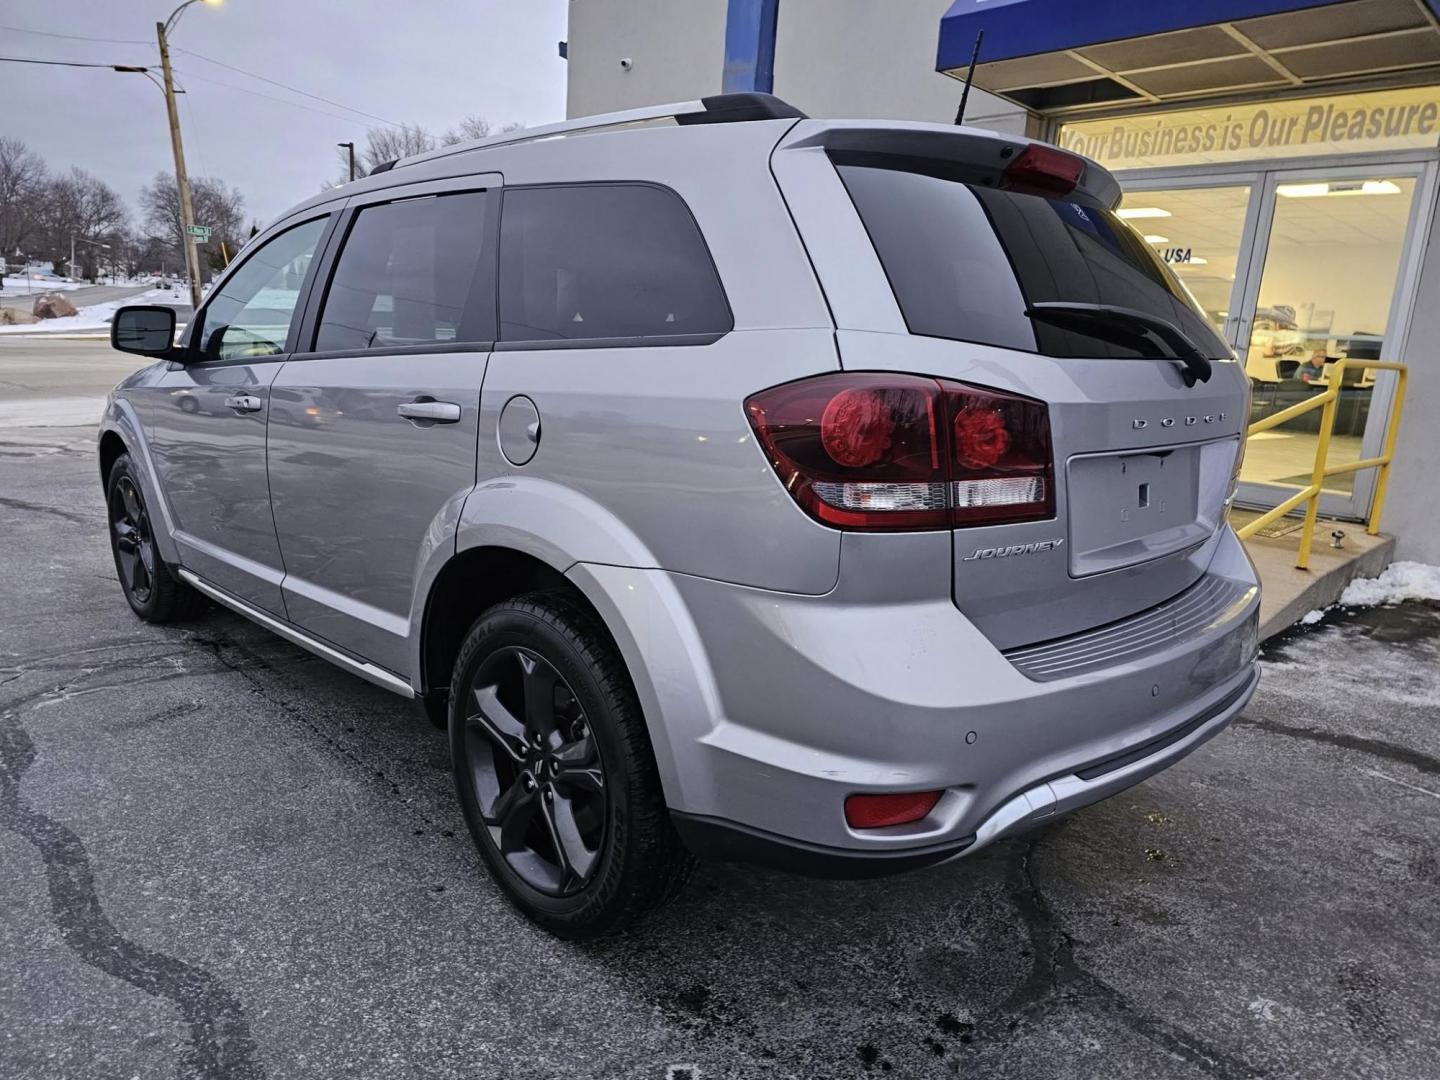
[1234,514,1396,640]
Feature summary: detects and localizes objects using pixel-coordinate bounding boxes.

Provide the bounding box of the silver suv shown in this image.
[102,94,1260,938]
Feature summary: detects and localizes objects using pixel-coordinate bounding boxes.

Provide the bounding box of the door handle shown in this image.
[397,400,461,424]
[224,395,263,413]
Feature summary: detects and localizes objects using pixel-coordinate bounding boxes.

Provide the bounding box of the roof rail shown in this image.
[393,92,807,171]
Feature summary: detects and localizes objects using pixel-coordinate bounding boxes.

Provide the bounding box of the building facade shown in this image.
[565,0,1440,563]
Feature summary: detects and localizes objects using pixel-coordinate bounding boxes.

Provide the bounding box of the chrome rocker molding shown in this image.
[177,568,415,699]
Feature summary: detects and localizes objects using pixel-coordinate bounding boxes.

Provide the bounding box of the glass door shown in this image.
[1124,161,1434,521]
[1117,182,1258,340]
[1233,165,1426,517]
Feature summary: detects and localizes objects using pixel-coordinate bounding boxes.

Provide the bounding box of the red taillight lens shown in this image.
[1002,143,1085,198]
[745,374,1054,531]
[745,373,948,530]
[845,791,942,829]
[944,383,1054,527]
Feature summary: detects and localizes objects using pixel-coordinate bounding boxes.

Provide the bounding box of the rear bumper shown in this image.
[672,667,1256,876]
[574,525,1260,864]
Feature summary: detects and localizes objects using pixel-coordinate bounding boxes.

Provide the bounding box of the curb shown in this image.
[1257,534,1396,641]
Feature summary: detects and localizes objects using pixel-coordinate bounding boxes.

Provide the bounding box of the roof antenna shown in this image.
[954,29,984,125]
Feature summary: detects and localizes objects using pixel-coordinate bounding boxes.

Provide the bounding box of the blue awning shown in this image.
[937,0,1440,113]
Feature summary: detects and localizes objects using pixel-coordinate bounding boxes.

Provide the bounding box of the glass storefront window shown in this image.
[1240,175,1418,494]
[1117,185,1251,337]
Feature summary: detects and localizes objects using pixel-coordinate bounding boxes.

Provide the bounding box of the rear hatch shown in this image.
[826,145,1248,650]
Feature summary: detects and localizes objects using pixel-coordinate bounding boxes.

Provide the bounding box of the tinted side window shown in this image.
[498,184,731,342]
[314,190,492,351]
[199,216,326,361]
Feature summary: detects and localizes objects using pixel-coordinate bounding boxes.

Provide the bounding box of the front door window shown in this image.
[197,217,327,361]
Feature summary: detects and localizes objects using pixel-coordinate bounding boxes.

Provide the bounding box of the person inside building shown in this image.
[1297,350,1329,384]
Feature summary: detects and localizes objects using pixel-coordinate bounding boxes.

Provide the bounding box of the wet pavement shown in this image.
[2,341,1438,1079]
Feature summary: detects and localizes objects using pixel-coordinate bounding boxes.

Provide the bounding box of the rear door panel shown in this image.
[266,351,486,674]
[265,178,500,677]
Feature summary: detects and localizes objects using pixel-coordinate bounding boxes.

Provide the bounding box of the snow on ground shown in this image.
[1300,560,1440,624]
[1338,560,1440,606]
[0,286,189,335]
[1,275,87,292]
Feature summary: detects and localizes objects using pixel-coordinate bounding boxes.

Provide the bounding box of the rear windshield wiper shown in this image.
[1025,302,1214,387]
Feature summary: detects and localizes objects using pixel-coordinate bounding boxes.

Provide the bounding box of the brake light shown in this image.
[745,374,1054,531]
[1002,143,1085,198]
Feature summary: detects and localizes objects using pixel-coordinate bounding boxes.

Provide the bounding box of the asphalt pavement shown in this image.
[2,337,1438,1079]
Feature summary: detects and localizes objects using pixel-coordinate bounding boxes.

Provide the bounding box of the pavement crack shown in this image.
[1234,716,1439,777]
[982,837,1263,1079]
[0,687,265,1079]
[0,494,97,526]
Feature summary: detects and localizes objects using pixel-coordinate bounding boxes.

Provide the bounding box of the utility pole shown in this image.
[339,141,356,182]
[156,18,204,310]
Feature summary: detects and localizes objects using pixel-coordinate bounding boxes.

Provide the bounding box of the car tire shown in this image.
[449,591,692,938]
[105,453,209,623]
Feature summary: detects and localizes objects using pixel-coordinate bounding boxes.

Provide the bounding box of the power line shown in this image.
[172,46,402,129]
[170,67,374,129]
[0,55,139,69]
[0,24,152,46]
[1,23,400,132]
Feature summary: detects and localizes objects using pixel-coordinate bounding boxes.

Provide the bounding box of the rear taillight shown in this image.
[1001,143,1085,198]
[745,374,1054,531]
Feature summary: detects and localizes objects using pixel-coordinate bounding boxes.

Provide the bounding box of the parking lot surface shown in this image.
[2,338,1438,1079]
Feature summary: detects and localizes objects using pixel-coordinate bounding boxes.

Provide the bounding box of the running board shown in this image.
[177,569,415,699]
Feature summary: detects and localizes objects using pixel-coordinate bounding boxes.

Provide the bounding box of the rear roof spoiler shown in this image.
[393,93,809,172]
[777,119,1121,209]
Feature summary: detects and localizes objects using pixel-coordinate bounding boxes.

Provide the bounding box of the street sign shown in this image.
[185,224,213,241]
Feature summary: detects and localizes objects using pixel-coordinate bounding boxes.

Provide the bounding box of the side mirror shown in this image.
[111,305,177,358]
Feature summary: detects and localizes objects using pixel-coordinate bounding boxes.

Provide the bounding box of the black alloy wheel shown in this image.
[449,593,693,938]
[464,646,607,896]
[104,453,209,623]
[109,470,157,606]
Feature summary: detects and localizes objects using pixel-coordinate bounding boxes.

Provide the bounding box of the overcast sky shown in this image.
[1,0,568,226]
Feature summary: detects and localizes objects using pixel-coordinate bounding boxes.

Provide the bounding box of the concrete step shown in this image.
[1233,510,1394,640]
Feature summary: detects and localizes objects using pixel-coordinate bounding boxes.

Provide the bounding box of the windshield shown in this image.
[833,151,1231,361]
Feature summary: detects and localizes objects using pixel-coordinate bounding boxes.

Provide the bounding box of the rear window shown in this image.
[833,153,1230,361]
[498,183,731,343]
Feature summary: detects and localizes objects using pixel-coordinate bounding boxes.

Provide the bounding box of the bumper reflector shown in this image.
[844,790,942,829]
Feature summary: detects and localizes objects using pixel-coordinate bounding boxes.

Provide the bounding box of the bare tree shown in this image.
[331,117,520,186]
[441,115,523,145]
[0,137,49,263]
[36,168,127,279]
[141,172,245,283]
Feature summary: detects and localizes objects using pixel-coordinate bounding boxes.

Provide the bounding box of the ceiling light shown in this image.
[1144,234,1169,244]
[1276,179,1403,199]
[1117,207,1172,219]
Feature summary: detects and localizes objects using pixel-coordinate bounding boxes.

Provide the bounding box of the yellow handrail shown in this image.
[1233,360,1408,569]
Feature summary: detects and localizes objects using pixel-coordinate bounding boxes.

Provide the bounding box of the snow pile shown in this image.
[1338,561,1440,607]
[0,287,189,336]
[1299,609,1325,625]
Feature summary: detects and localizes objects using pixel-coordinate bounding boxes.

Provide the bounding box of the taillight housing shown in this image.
[745,373,1054,531]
